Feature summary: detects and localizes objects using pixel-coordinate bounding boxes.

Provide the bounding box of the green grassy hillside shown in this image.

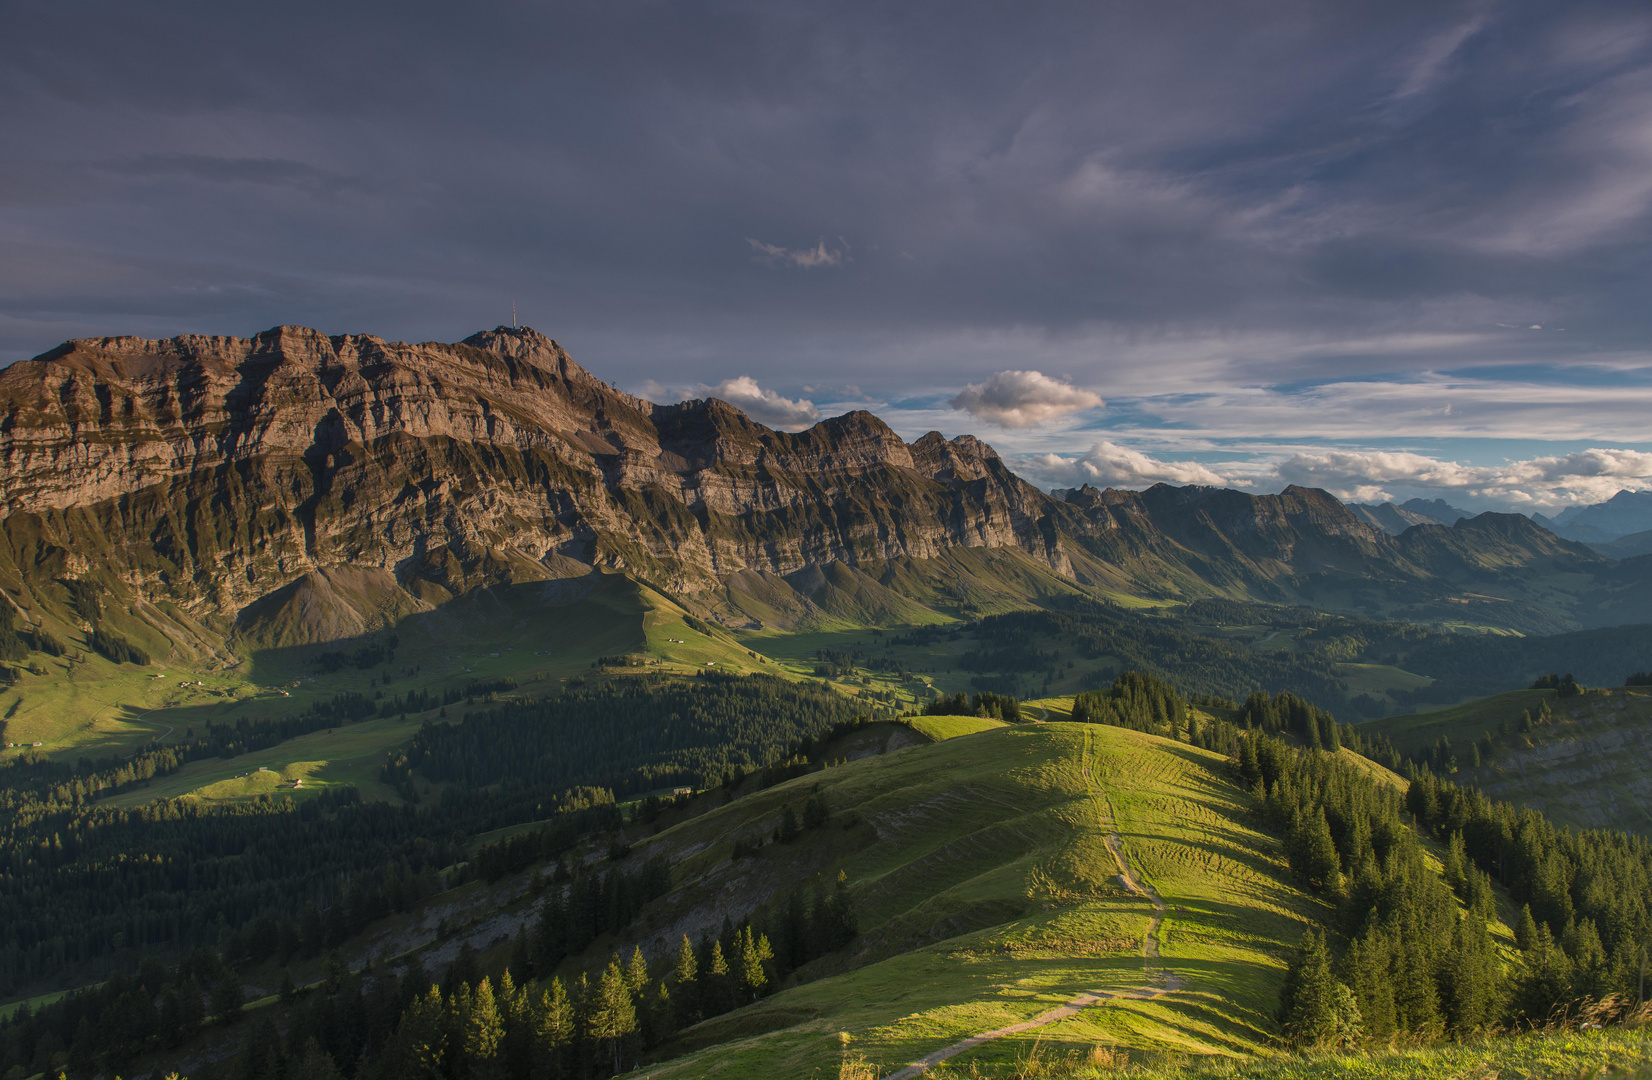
[1,571,771,800]
[615,721,1325,1078]
[1360,686,1652,833]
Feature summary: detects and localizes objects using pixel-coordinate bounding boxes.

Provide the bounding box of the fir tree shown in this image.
[386,985,445,1080]
[707,938,731,1014]
[211,974,245,1026]
[778,805,801,843]
[1515,904,1539,951]
[590,958,637,1075]
[533,978,573,1080]
[1292,808,1341,893]
[625,946,650,998]
[738,926,773,1001]
[1278,930,1363,1048]
[510,924,533,981]
[465,977,504,1077]
[291,1036,345,1080]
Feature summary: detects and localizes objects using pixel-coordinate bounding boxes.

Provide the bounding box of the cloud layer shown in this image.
[949,370,1103,428]
[1274,448,1652,509]
[1022,442,1652,512]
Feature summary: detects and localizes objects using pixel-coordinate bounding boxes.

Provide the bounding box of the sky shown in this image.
[5,0,1652,513]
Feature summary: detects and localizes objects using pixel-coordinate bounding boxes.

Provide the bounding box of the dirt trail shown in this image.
[879,730,1179,1080]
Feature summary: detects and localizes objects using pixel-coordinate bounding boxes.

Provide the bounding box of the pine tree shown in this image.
[738,926,773,1001]
[1279,930,1362,1048]
[211,974,245,1026]
[1442,832,1468,897]
[1516,924,1576,1022]
[1291,808,1342,893]
[672,933,700,1028]
[464,977,504,1078]
[499,970,531,1080]
[1442,915,1499,1033]
[385,985,445,1080]
[1515,904,1538,951]
[825,871,858,950]
[590,958,637,1075]
[1339,927,1395,1040]
[621,946,647,997]
[291,1036,345,1080]
[510,924,533,982]
[532,978,573,1080]
[704,939,733,1016]
[779,805,801,843]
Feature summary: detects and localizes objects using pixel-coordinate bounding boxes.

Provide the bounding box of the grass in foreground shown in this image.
[911,1025,1652,1079]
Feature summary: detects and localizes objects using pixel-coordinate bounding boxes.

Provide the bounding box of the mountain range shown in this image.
[3,326,1650,659]
[1531,489,1652,557]
[1347,497,1473,534]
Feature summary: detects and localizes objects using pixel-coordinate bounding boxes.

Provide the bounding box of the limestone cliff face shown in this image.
[4,324,1607,645]
[0,326,1066,630]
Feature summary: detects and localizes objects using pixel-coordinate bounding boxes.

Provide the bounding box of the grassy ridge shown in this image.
[633,722,1323,1078]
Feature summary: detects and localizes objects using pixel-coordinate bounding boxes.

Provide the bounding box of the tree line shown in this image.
[1247,709,1652,1046]
[403,674,856,798]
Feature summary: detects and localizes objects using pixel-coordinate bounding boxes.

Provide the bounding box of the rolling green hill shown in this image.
[0,571,766,789]
[622,722,1334,1077]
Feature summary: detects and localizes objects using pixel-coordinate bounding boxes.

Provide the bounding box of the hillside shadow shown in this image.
[239,572,636,689]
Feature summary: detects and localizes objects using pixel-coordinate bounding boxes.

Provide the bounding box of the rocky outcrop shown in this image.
[0,326,1068,641]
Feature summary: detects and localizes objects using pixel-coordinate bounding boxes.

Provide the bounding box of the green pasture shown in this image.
[2,571,779,786]
[636,722,1325,1079]
[904,715,1009,741]
[1333,663,1433,697]
[1360,687,1567,747]
[100,711,437,807]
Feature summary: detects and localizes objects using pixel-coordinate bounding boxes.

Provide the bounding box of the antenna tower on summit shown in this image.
[512,301,517,329]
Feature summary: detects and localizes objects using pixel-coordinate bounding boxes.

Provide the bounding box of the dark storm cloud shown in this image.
[4,0,1652,509]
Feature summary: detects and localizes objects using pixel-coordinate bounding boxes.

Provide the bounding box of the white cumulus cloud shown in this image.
[949,370,1104,428]
[707,376,820,430]
[1029,442,1226,489]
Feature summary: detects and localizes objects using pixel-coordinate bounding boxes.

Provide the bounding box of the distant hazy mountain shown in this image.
[1590,528,1652,560]
[1531,490,1652,544]
[1398,498,1472,525]
[1349,502,1439,535]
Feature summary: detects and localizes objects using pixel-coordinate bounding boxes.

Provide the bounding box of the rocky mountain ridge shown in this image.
[0,325,1637,655]
[0,326,1064,647]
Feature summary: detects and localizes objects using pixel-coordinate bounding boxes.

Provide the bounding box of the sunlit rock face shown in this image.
[0,326,1064,630]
